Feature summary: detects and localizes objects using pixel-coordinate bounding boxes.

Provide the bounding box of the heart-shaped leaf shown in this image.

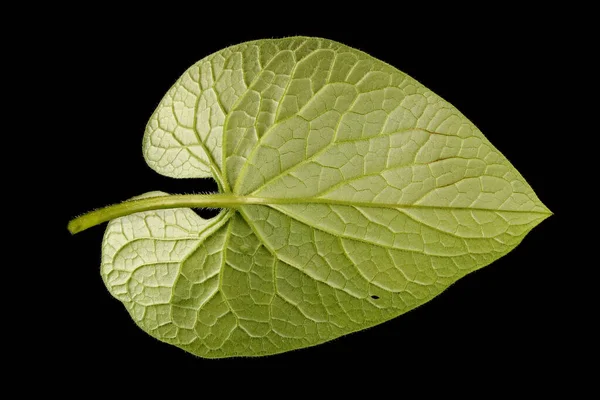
[73,37,551,358]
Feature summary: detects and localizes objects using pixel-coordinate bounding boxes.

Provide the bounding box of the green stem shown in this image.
[69,193,553,235]
[67,194,264,235]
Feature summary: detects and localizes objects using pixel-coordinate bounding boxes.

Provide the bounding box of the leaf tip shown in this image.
[542,204,554,217]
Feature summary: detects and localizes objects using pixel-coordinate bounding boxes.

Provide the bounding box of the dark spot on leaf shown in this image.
[371,295,379,300]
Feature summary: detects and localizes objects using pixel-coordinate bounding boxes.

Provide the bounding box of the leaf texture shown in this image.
[102,37,550,358]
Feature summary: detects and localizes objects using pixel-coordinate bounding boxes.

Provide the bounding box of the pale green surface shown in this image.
[101,37,550,358]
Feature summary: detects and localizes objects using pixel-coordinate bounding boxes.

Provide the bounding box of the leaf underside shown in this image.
[101,37,550,358]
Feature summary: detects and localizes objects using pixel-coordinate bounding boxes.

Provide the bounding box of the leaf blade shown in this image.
[100,37,551,358]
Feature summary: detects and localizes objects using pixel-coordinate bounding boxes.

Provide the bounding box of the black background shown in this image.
[56,11,570,384]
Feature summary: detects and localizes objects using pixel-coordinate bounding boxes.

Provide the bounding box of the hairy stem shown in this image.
[69,193,553,235]
[67,194,263,234]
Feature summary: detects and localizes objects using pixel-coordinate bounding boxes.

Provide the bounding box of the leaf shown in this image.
[99,37,550,358]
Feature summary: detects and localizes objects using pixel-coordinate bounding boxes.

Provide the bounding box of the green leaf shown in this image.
[91,37,551,358]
